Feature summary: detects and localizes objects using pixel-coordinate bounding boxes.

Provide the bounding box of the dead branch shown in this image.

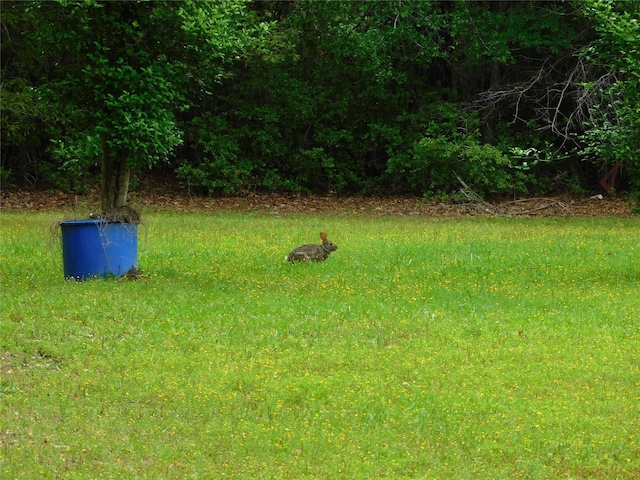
[471,55,616,149]
[455,173,571,216]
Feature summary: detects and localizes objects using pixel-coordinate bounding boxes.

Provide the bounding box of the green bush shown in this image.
[43,134,100,193]
[176,115,252,195]
[388,135,529,198]
[579,0,640,195]
[0,167,14,189]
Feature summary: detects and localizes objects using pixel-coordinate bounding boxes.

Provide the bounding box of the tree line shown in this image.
[2,0,639,207]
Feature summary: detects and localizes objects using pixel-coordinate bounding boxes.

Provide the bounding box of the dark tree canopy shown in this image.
[1,0,639,202]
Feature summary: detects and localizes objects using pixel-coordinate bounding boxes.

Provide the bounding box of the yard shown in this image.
[1,207,638,479]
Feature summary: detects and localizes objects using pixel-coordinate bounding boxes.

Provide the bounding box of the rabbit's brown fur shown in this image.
[286,232,337,262]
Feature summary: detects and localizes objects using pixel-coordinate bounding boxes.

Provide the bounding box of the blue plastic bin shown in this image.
[60,220,138,280]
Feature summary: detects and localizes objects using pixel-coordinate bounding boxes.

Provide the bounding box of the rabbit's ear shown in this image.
[320,232,327,241]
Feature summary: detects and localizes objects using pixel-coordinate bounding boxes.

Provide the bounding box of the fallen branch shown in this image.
[455,174,571,217]
[508,200,570,216]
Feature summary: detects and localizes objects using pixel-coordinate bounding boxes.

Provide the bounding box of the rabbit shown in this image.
[286,232,338,262]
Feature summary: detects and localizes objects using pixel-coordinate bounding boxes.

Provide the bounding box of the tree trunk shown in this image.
[114,160,130,208]
[100,135,131,212]
[100,135,115,213]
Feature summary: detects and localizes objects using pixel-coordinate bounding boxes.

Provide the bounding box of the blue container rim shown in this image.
[59,219,136,226]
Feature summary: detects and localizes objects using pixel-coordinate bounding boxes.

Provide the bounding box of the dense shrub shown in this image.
[176,115,251,195]
[388,135,530,198]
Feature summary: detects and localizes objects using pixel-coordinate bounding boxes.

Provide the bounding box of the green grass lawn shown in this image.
[1,210,639,479]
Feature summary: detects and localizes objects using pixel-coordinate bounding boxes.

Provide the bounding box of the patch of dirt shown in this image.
[0,350,61,374]
[0,187,635,217]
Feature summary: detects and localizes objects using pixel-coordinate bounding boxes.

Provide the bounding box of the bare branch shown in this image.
[470,53,616,149]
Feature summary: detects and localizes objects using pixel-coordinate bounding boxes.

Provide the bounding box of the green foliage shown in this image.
[4,0,639,196]
[46,2,192,169]
[44,134,100,193]
[386,104,532,198]
[579,0,640,193]
[0,78,57,188]
[176,115,250,195]
[0,168,14,189]
[85,58,186,168]
[507,144,586,195]
[388,135,525,199]
[451,1,575,65]
[2,0,265,202]
[0,80,50,149]
[291,147,350,193]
